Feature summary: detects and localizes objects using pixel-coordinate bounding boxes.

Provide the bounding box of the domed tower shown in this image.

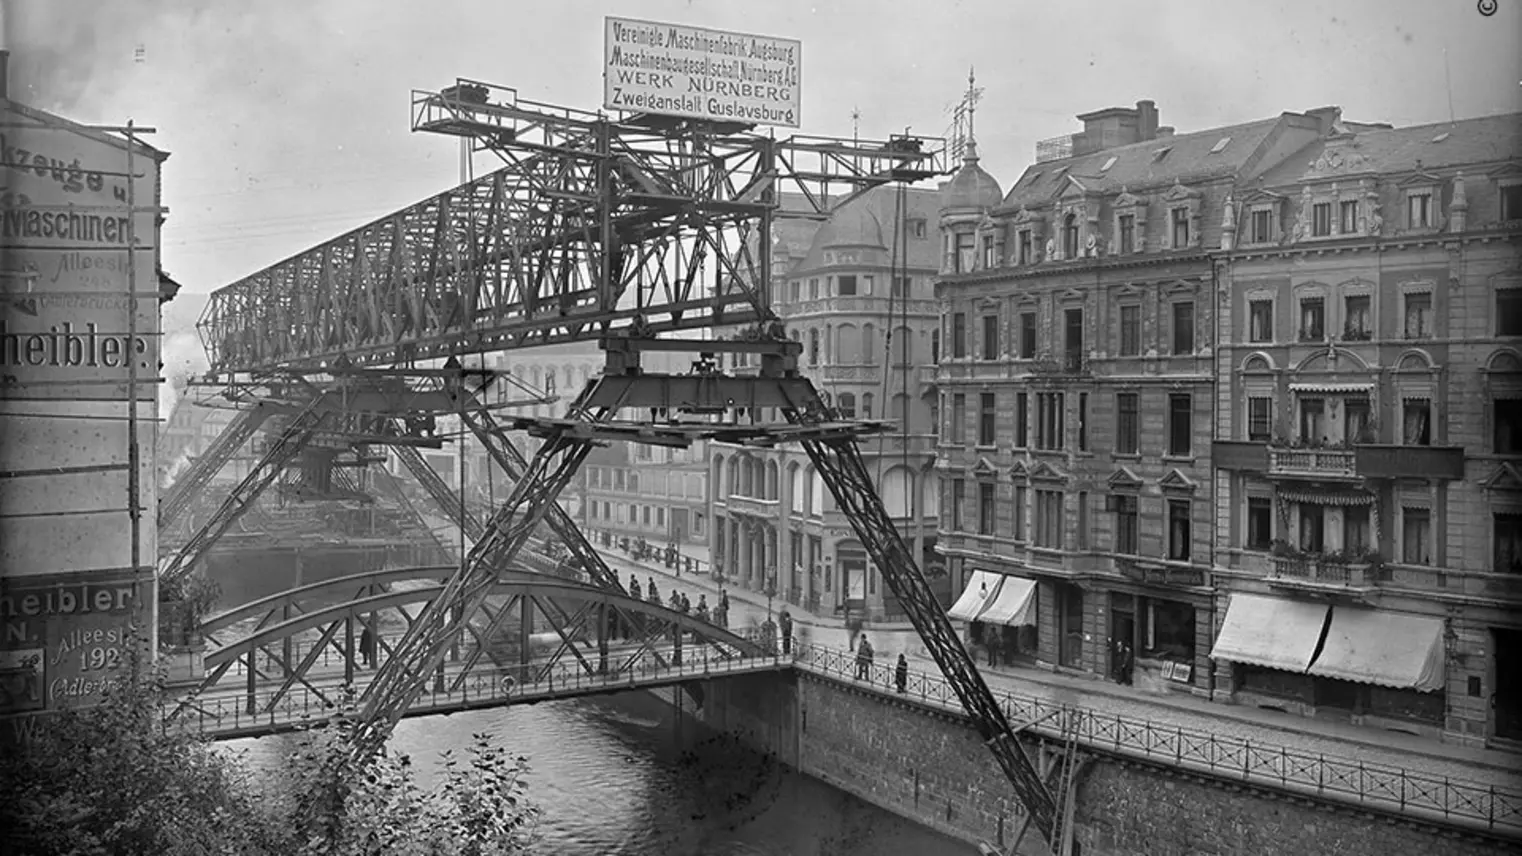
[939,71,1004,276]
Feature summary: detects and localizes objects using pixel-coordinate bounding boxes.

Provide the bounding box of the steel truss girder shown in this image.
[199,83,945,374]
[796,430,1058,847]
[351,421,604,760]
[158,403,271,530]
[392,442,485,543]
[158,398,331,589]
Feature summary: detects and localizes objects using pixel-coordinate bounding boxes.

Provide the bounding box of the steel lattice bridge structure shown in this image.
[168,78,1063,851]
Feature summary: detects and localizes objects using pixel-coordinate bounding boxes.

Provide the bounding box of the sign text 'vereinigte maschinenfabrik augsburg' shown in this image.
[604,17,801,128]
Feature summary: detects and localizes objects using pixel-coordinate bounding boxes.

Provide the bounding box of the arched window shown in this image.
[765,461,780,501]
[789,463,804,513]
[809,468,825,516]
[862,392,875,419]
[894,326,914,366]
[838,392,857,419]
[712,454,726,496]
[1063,213,1079,260]
[836,324,862,363]
[726,457,740,497]
[862,323,877,361]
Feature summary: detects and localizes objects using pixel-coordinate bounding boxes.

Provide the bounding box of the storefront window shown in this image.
[1147,600,1196,660]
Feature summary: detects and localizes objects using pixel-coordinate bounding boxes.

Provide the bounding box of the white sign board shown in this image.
[603,17,801,128]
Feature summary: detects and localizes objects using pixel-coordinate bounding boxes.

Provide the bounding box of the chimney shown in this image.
[1137,100,1159,141]
[0,51,9,101]
[1305,106,1343,136]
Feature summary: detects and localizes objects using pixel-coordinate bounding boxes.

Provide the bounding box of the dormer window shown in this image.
[1101,156,1117,172]
[1339,199,1359,234]
[1018,229,1034,265]
[909,218,928,239]
[1118,215,1135,254]
[1501,182,1522,222]
[1209,137,1232,154]
[1250,208,1274,244]
[981,234,996,269]
[1062,213,1079,260]
[1170,208,1190,248]
[1312,202,1332,237]
[1406,191,1433,229]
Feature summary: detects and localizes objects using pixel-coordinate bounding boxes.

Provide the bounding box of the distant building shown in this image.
[1211,111,1522,745]
[708,186,946,621]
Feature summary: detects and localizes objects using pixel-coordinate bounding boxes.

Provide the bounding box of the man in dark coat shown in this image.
[778,608,794,655]
[895,653,909,693]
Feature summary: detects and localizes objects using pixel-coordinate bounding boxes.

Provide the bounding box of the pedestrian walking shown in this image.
[778,608,794,655]
[695,594,710,624]
[855,635,874,681]
[679,592,692,614]
[719,590,730,616]
[894,653,909,694]
[1120,641,1135,686]
[647,578,660,605]
[629,574,642,601]
[714,601,728,629]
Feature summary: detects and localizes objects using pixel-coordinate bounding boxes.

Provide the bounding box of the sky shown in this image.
[4,0,1520,308]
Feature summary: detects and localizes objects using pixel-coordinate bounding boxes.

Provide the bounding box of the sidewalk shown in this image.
[593,541,1522,789]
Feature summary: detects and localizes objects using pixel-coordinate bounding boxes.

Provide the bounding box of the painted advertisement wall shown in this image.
[0,99,165,719]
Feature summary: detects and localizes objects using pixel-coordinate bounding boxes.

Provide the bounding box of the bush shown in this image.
[0,637,539,856]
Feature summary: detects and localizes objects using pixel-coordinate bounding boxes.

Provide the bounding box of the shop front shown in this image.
[947,569,1038,666]
[1105,589,1206,693]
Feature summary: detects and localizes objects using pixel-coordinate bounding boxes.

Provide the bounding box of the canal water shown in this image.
[225,689,978,855]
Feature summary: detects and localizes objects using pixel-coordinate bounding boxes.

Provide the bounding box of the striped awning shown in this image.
[1309,608,1446,692]
[1278,487,1375,506]
[1289,382,1374,394]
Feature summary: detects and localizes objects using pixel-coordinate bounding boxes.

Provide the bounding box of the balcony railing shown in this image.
[1267,446,1359,479]
[1271,555,1377,587]
[724,494,781,518]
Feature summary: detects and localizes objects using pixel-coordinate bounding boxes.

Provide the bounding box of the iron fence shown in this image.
[791,643,1522,839]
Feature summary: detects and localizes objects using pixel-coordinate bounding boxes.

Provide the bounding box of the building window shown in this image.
[1299,297,1325,341]
[642,506,652,525]
[891,276,908,297]
[1247,396,1271,442]
[1404,292,1432,338]
[982,234,996,269]
[1113,494,1139,554]
[1172,301,1195,355]
[1247,497,1273,549]
[1014,485,1027,541]
[1496,513,1522,573]
[1171,207,1190,247]
[1035,489,1064,549]
[931,401,940,440]
[1019,312,1037,358]
[1403,399,1432,446]
[1077,392,1089,452]
[1339,199,1359,234]
[978,482,996,536]
[1116,392,1140,454]
[1503,185,1522,222]
[1298,504,1324,552]
[951,394,966,444]
[1167,500,1192,561]
[1064,308,1084,370]
[952,313,967,358]
[789,280,800,302]
[1247,299,1273,343]
[978,392,996,446]
[1402,507,1431,565]
[1312,202,1332,237]
[1118,214,1135,254]
[838,392,857,419]
[1407,192,1432,229]
[910,218,927,238]
[809,278,820,299]
[1344,506,1369,552]
[1498,289,1522,337]
[1018,229,1033,265]
[1495,398,1522,454]
[1345,397,1372,443]
[1119,304,1140,356]
[1300,398,1326,444]
[981,315,1000,360]
[837,275,857,296]
[808,329,820,365]
[1062,213,1079,259]
[1015,392,1029,448]
[931,329,940,363]
[1343,294,1372,340]
[1168,393,1193,457]
[955,232,975,273]
[1036,392,1065,451]
[952,478,965,531]
[862,392,874,419]
[1250,208,1273,244]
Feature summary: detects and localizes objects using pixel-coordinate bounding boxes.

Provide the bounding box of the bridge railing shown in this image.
[177,636,791,739]
[791,643,1522,839]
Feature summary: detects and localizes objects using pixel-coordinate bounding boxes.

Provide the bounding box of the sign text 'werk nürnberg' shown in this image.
[604,17,801,128]
[0,572,141,716]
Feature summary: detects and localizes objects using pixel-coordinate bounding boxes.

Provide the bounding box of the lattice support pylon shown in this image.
[790,425,1058,846]
[158,403,272,530]
[350,419,604,761]
[158,399,331,589]
[391,441,486,542]
[462,407,625,593]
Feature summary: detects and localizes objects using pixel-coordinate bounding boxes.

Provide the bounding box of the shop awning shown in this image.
[975,575,1037,627]
[947,570,1002,622]
[1278,487,1375,506]
[1308,608,1446,692]
[1288,382,1375,394]
[1209,594,1330,672]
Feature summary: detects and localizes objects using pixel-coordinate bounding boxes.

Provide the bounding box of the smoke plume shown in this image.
[158,328,210,419]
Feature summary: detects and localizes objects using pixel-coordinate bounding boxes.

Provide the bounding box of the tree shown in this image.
[0,636,540,856]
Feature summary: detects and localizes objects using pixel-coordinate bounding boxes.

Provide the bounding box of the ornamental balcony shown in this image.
[1267,445,1359,480]
[724,494,781,519]
[1213,441,1465,482]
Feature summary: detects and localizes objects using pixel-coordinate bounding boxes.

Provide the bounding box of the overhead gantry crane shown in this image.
[185,78,1062,850]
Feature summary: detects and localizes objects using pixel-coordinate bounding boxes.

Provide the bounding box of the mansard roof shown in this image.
[996,117,1285,212]
[1255,113,1522,188]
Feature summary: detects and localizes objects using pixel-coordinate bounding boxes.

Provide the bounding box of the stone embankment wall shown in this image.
[680,673,1516,856]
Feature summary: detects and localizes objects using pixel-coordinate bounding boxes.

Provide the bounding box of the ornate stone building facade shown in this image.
[709,186,946,620]
[1211,112,1522,745]
[935,104,1355,694]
